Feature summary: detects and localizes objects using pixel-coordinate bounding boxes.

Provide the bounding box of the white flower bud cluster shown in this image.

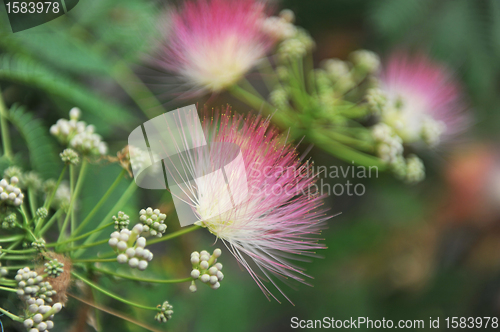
[322,58,351,81]
[405,155,425,184]
[2,213,17,229]
[189,249,223,292]
[50,108,107,156]
[276,66,289,80]
[350,50,380,74]
[269,87,289,109]
[50,110,87,145]
[113,211,130,230]
[70,126,107,156]
[0,262,8,277]
[261,15,297,41]
[365,88,387,114]
[0,177,24,207]
[318,61,354,94]
[154,301,174,323]
[23,301,62,332]
[139,208,167,238]
[36,207,48,220]
[15,268,56,303]
[421,117,446,148]
[372,123,404,165]
[59,148,80,165]
[44,259,64,278]
[278,37,308,60]
[23,172,42,191]
[3,166,22,182]
[108,226,153,271]
[31,239,46,251]
[128,145,161,175]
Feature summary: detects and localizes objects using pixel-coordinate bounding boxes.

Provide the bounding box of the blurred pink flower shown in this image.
[158,0,273,94]
[380,52,468,145]
[166,108,327,303]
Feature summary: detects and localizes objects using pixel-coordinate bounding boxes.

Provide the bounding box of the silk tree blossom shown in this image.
[163,108,328,303]
[158,0,273,94]
[379,52,467,147]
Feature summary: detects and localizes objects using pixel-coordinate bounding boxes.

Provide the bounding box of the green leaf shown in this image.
[0,54,138,129]
[8,103,60,179]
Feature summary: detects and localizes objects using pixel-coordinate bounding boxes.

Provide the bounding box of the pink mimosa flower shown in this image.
[379,52,468,146]
[158,0,273,94]
[164,107,328,303]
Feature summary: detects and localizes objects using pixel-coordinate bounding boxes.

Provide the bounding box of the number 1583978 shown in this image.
[5,1,60,14]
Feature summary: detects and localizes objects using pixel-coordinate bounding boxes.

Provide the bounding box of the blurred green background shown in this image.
[2,0,500,331]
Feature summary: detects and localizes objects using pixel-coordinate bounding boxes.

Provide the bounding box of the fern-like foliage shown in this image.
[8,103,61,179]
[0,54,138,129]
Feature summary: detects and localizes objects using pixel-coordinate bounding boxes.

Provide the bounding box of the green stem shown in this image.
[59,238,108,253]
[71,272,160,311]
[0,306,24,322]
[0,255,35,260]
[72,169,125,236]
[0,248,36,254]
[28,189,37,220]
[0,235,23,243]
[75,180,137,258]
[1,264,34,270]
[43,165,67,210]
[57,159,88,243]
[93,267,191,284]
[148,225,201,246]
[71,257,116,263]
[47,222,114,248]
[0,240,21,260]
[0,285,17,293]
[20,205,30,227]
[311,131,386,169]
[70,164,76,235]
[228,84,289,128]
[0,89,13,160]
[38,209,63,236]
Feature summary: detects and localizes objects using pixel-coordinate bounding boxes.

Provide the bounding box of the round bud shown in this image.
[211,282,221,290]
[191,269,200,279]
[190,256,200,264]
[128,258,139,268]
[117,254,128,263]
[200,274,210,283]
[138,260,148,271]
[209,276,218,285]
[136,237,146,248]
[213,248,222,257]
[33,313,43,323]
[52,303,62,312]
[37,322,47,331]
[108,238,118,247]
[125,248,136,258]
[116,241,128,251]
[24,319,34,328]
[199,261,209,270]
